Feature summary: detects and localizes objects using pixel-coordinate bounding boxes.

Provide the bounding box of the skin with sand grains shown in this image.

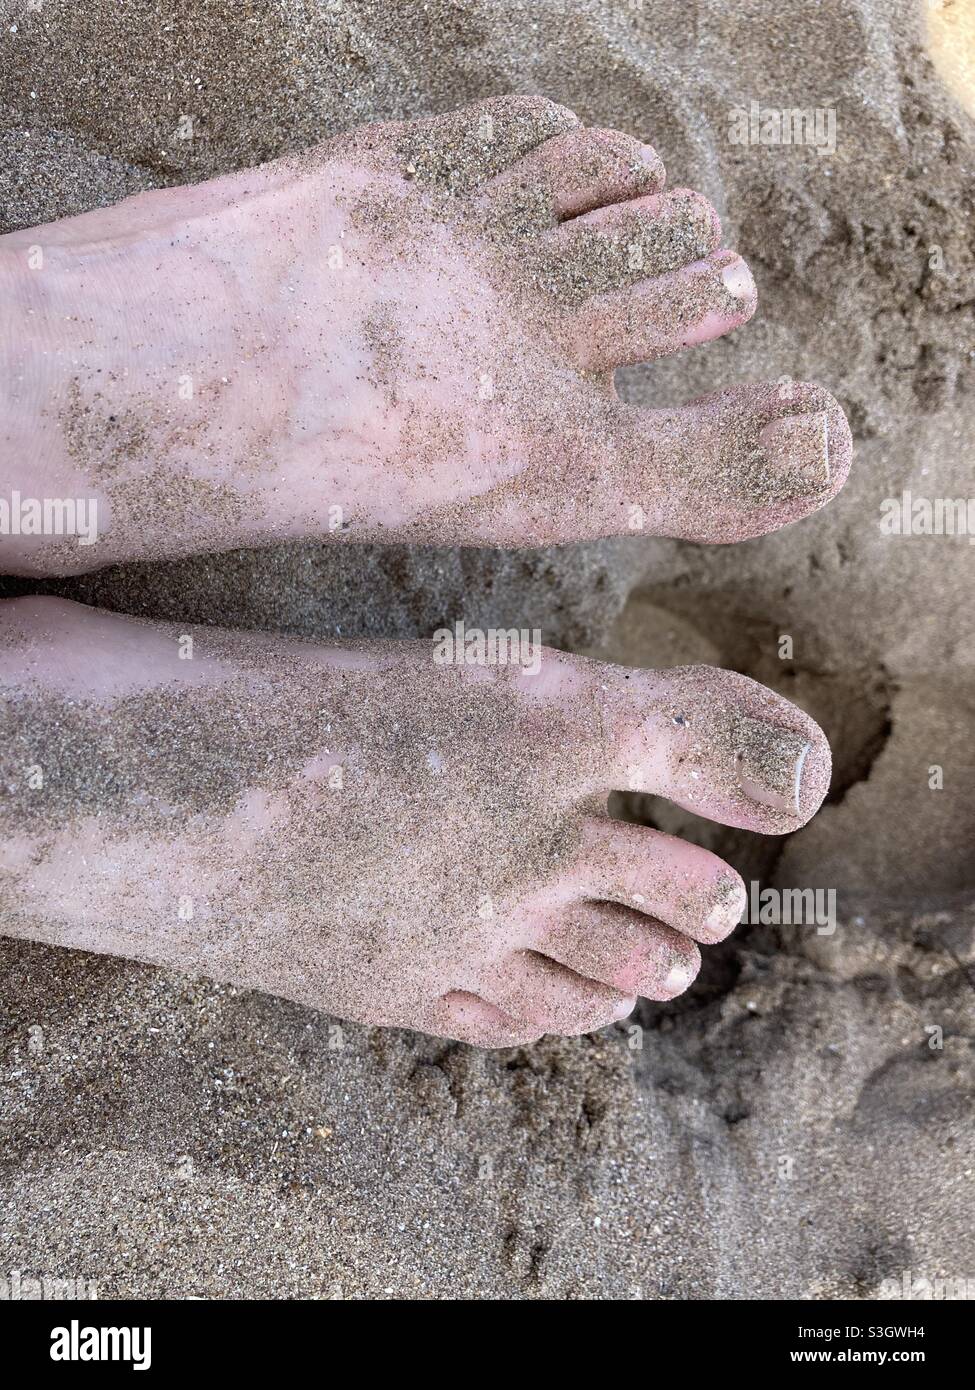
[0,96,851,575]
[0,97,848,1047]
[0,597,830,1047]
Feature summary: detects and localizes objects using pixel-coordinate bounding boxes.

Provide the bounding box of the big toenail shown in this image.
[733,717,811,816]
[759,411,831,488]
[721,257,756,301]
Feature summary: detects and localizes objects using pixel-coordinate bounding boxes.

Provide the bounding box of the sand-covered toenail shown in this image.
[703,877,748,937]
[637,141,663,171]
[721,256,756,301]
[613,994,638,1020]
[733,717,811,816]
[759,411,831,489]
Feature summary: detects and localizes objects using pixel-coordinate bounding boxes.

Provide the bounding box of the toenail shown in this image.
[759,411,831,488]
[733,717,811,816]
[663,962,694,995]
[703,879,747,936]
[613,994,638,1020]
[721,257,756,301]
[703,904,732,936]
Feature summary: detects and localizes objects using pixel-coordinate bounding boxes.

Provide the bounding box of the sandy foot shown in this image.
[0,96,851,574]
[0,595,831,1045]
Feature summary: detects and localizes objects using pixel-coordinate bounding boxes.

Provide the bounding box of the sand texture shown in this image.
[1,0,973,1298]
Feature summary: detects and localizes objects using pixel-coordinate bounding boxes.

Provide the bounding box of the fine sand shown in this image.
[0,0,973,1297]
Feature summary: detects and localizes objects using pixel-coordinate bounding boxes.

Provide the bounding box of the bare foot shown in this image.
[1,96,851,575]
[0,597,831,1046]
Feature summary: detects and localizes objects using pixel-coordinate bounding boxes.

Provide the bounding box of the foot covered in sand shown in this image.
[1,597,830,1046]
[2,96,851,574]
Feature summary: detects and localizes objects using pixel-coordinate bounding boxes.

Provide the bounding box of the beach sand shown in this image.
[0,0,972,1297]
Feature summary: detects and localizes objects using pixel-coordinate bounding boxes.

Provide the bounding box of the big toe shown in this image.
[610,379,853,543]
[589,661,833,835]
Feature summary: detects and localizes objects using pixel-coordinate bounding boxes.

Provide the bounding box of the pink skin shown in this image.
[0,596,831,1047]
[0,98,844,1046]
[0,95,852,575]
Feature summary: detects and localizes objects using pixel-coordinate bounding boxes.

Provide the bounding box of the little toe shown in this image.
[536,901,702,1003]
[477,952,635,1036]
[425,989,543,1048]
[393,94,581,193]
[569,817,747,944]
